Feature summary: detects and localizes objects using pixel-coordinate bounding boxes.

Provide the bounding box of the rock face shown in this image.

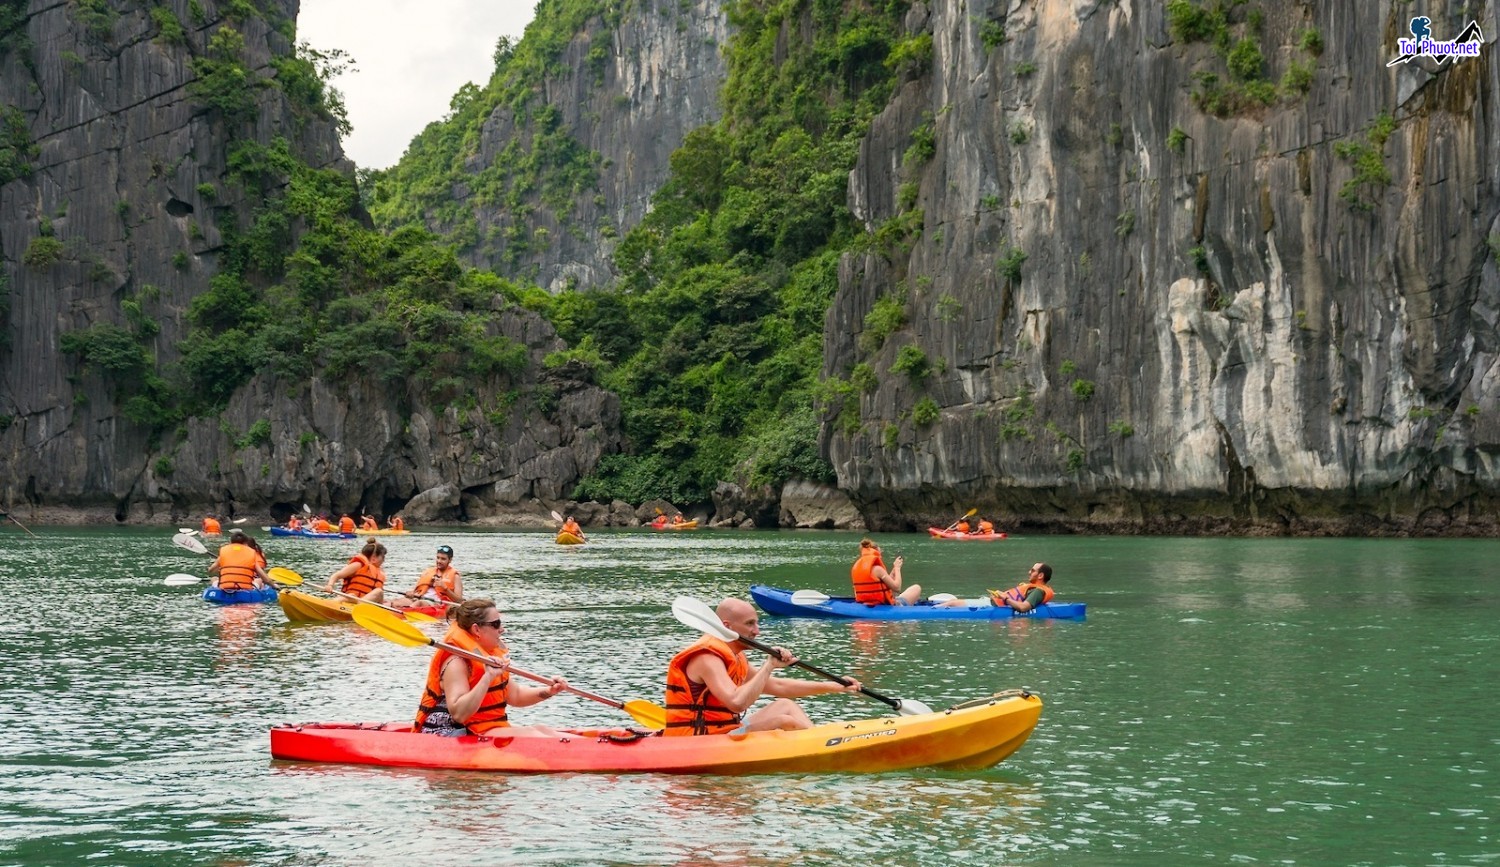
[436,0,729,291]
[0,0,622,521]
[823,0,1500,534]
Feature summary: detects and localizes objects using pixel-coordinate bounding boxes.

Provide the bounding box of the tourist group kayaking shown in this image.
[176,510,1076,774]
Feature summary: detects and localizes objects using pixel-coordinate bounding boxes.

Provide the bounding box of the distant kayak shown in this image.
[270,527,355,539]
[650,520,698,530]
[360,529,411,536]
[555,531,586,545]
[270,691,1042,774]
[927,527,1007,540]
[203,586,279,605]
[750,584,1085,620]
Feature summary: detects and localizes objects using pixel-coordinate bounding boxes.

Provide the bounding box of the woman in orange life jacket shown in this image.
[393,545,464,609]
[323,538,388,602]
[663,598,861,736]
[201,515,222,535]
[208,530,269,591]
[850,539,922,605]
[414,598,567,737]
[338,514,356,534]
[389,515,405,531]
[938,562,1055,609]
[560,516,585,540]
[359,515,379,531]
[286,515,302,532]
[976,518,995,535]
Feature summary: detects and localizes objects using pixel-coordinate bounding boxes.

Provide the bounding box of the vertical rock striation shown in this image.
[825,0,1500,533]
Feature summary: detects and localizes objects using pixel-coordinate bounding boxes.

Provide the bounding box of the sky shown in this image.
[296,0,537,169]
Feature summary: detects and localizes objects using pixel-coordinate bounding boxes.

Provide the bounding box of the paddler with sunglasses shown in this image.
[413,598,566,738]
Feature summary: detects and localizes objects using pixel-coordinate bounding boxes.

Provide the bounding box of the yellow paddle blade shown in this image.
[964,507,978,518]
[267,567,303,586]
[402,608,442,624]
[622,699,667,730]
[352,603,432,648]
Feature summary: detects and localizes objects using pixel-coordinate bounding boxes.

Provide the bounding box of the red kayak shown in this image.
[927,527,1007,540]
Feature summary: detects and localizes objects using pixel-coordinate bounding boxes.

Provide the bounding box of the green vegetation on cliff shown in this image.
[477,0,917,502]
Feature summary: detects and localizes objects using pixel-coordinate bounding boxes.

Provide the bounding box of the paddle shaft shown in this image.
[4,511,39,539]
[734,632,902,712]
[432,638,629,711]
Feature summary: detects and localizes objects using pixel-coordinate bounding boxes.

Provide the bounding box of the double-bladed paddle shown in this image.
[670,596,934,716]
[351,603,666,729]
[787,589,956,606]
[172,533,209,555]
[942,508,979,533]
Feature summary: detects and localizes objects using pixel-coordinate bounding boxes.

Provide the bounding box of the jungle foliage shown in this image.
[371,0,917,503]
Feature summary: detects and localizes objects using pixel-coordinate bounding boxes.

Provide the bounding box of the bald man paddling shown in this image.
[663,598,860,736]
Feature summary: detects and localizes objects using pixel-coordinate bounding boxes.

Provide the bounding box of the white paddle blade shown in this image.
[302,503,312,513]
[232,518,248,525]
[164,573,203,586]
[790,589,832,606]
[550,509,564,523]
[896,698,935,716]
[178,528,196,535]
[927,593,957,603]
[172,533,209,554]
[670,596,737,642]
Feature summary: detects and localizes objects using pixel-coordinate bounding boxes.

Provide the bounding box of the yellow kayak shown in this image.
[278,589,356,622]
[360,528,410,536]
[555,531,586,545]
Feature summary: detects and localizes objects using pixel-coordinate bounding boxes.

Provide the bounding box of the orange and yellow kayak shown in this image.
[269,691,1041,774]
[555,531,585,545]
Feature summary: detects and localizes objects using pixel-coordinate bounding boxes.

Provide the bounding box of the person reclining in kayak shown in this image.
[208,530,269,592]
[664,598,861,736]
[414,598,566,738]
[937,562,1055,610]
[393,544,464,609]
[851,538,922,605]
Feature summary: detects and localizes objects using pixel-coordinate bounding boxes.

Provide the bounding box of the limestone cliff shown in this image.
[823,0,1500,534]
[0,0,620,522]
[413,0,729,291]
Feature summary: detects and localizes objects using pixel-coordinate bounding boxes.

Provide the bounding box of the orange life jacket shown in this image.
[202,517,221,535]
[664,636,749,736]
[978,520,995,533]
[651,516,666,528]
[339,516,355,533]
[288,517,301,530]
[413,625,510,734]
[955,521,970,533]
[995,579,1054,606]
[361,517,378,530]
[214,543,260,591]
[412,565,461,602]
[392,517,405,531]
[562,519,581,535]
[851,549,893,604]
[339,553,385,597]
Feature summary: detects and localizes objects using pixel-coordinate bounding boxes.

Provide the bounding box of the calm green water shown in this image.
[0,527,1494,865]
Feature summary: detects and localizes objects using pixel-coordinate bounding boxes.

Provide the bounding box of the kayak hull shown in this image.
[555,531,585,545]
[203,585,279,605]
[750,584,1086,620]
[270,527,356,539]
[927,527,1007,540]
[651,520,698,530]
[360,529,410,536]
[278,588,356,622]
[270,692,1041,774]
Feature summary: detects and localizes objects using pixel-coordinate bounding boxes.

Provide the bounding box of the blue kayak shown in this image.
[269,527,355,539]
[749,584,1086,621]
[202,585,279,605]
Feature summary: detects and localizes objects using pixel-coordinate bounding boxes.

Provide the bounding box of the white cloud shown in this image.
[296,0,536,169]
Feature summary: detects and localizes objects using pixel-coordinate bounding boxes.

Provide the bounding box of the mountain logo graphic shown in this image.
[1388,17,1484,67]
